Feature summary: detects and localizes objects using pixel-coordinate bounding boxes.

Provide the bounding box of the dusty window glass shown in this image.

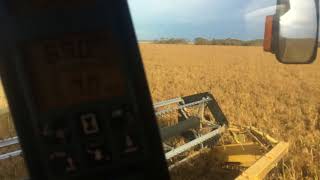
[0,1,319,179]
[128,0,320,179]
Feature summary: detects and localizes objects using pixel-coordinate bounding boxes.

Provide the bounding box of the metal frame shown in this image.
[155,92,228,164]
[165,126,225,160]
[0,136,19,148]
[0,150,22,160]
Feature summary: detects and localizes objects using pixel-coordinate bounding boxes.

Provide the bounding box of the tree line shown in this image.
[153,38,189,44]
[152,37,263,46]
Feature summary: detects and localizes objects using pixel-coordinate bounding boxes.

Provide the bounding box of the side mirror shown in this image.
[264,0,319,64]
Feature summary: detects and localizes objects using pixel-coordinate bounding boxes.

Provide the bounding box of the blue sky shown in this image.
[128,0,277,40]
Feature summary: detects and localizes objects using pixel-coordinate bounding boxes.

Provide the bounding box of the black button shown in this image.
[40,120,71,145]
[110,107,143,159]
[112,109,124,119]
[85,142,111,167]
[48,151,77,175]
[80,113,100,135]
[122,134,139,154]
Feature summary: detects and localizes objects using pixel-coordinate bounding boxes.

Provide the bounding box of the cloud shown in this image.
[245,5,277,20]
[245,0,276,13]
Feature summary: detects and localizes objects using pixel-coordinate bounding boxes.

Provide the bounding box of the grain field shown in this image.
[140,44,320,179]
[0,44,319,179]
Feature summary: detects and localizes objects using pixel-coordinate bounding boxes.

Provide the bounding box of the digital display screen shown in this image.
[24,32,126,111]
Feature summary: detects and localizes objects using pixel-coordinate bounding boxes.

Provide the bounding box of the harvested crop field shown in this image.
[0,44,320,179]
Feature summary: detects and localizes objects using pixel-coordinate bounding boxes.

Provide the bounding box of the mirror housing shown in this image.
[264,0,319,64]
[263,15,274,53]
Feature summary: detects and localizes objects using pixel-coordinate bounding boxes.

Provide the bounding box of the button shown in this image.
[110,108,141,155]
[123,135,139,153]
[110,109,126,132]
[55,128,66,143]
[85,142,111,167]
[80,113,100,135]
[112,109,124,118]
[49,151,77,175]
[40,122,70,144]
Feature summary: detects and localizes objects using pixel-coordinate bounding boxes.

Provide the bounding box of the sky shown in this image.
[128,0,277,40]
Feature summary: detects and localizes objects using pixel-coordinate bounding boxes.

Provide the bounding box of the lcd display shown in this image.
[24,32,126,111]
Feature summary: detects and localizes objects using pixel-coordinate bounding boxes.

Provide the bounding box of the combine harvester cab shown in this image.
[0,92,289,179]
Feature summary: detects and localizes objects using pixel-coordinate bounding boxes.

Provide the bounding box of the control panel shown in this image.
[0,0,169,179]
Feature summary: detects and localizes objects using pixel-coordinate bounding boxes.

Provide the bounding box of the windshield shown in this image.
[0,1,319,180]
[127,1,320,179]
